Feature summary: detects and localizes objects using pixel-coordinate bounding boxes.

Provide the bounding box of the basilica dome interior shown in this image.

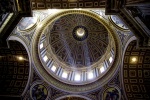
[0,0,150,100]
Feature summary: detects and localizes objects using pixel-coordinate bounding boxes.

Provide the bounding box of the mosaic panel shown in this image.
[123,40,150,100]
[31,84,48,100]
[102,86,121,100]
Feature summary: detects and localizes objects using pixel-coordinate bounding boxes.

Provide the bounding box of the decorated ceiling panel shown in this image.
[0,41,29,96]
[31,0,106,9]
[123,40,150,100]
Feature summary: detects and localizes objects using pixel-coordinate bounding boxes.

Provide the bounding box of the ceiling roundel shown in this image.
[32,10,121,93]
[49,14,108,67]
[109,15,129,31]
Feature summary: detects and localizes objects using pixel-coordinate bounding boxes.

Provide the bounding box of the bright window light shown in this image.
[109,57,113,63]
[130,56,138,64]
[62,71,68,78]
[99,11,102,16]
[132,57,137,62]
[51,65,56,72]
[18,56,24,61]
[131,57,137,63]
[100,67,105,73]
[88,71,94,80]
[33,17,37,23]
[74,73,80,81]
[43,55,48,62]
[48,9,58,14]
[40,43,43,49]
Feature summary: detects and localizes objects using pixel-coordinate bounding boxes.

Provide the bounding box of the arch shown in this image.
[122,37,150,99]
[121,36,137,100]
[7,36,32,96]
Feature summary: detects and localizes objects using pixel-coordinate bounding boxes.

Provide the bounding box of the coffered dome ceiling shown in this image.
[49,14,108,67]
[31,10,121,93]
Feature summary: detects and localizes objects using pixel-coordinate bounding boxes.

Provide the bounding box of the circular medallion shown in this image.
[31,84,48,100]
[102,86,121,100]
[109,15,129,31]
[17,17,38,32]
